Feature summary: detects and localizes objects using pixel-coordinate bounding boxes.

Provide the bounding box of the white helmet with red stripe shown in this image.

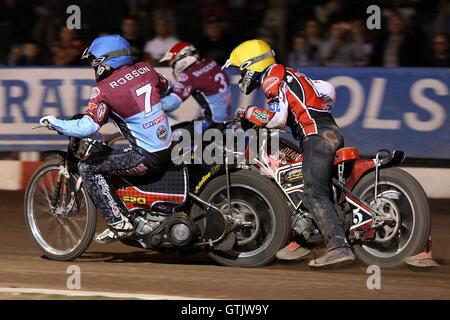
[160,42,199,79]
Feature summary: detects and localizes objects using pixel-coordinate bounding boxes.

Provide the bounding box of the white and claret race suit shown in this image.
[50,62,172,224]
[161,57,233,130]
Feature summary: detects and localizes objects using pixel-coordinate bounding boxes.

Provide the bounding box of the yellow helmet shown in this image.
[223,39,276,94]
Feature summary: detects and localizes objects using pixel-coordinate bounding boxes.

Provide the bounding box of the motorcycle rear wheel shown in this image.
[192,170,291,267]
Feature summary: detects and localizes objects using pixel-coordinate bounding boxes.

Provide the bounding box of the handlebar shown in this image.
[32,125,47,130]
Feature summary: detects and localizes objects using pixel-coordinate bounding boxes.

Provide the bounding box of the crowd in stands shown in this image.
[0,0,448,68]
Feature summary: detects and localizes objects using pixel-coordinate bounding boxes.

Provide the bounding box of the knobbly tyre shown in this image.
[24,116,291,267]
[242,125,431,268]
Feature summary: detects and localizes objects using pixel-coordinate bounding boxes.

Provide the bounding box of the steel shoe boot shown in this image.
[276,241,311,260]
[308,246,355,268]
[95,215,134,244]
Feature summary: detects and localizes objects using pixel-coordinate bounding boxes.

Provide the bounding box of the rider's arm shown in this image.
[49,115,100,138]
[242,94,288,129]
[160,72,193,112]
[311,79,336,109]
[47,86,110,138]
[157,73,171,95]
[161,93,183,112]
[242,64,288,129]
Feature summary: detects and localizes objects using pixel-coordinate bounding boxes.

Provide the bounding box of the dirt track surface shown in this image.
[0,191,449,300]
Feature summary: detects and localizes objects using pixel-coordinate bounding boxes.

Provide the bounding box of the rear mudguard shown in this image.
[189,163,238,196]
[343,150,406,194]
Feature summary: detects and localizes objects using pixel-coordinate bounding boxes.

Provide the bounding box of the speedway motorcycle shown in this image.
[244,131,430,268]
[106,120,431,268]
[24,117,291,267]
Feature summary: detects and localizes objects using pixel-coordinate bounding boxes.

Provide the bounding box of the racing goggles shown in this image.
[81,47,132,67]
[222,49,275,72]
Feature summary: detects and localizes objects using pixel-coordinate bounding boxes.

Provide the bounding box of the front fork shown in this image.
[373,150,386,209]
[50,160,81,216]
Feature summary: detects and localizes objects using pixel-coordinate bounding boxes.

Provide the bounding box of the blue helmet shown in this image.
[82,34,133,81]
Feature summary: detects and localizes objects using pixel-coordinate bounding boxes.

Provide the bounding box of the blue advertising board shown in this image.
[226,67,450,159]
[0,66,448,159]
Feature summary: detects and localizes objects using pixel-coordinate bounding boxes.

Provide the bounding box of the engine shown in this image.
[136,212,197,248]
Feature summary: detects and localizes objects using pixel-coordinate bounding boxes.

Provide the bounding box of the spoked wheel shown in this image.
[24,159,97,261]
[351,167,430,268]
[192,170,291,267]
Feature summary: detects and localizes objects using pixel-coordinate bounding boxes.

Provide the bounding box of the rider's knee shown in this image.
[303,184,330,209]
[78,161,90,177]
[302,187,316,209]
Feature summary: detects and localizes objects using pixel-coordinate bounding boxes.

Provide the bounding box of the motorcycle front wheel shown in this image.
[351,167,430,268]
[24,159,97,261]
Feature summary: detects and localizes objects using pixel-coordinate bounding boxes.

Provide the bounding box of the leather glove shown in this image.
[240,117,256,131]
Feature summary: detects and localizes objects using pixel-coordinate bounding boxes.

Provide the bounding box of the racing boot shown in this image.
[308,246,355,268]
[277,214,312,260]
[276,241,311,260]
[95,214,134,244]
[405,237,440,267]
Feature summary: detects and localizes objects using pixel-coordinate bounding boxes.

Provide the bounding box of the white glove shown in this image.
[39,115,56,127]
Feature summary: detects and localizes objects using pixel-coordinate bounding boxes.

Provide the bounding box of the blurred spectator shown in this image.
[261,0,284,30]
[197,16,233,65]
[7,42,47,66]
[305,19,324,48]
[325,0,354,24]
[287,0,316,34]
[321,22,367,66]
[426,0,450,36]
[350,18,376,60]
[82,0,129,38]
[227,0,253,43]
[143,16,179,65]
[260,0,287,59]
[7,45,23,66]
[198,0,228,23]
[31,0,67,52]
[152,8,177,36]
[0,0,444,68]
[0,0,35,64]
[51,27,86,66]
[257,27,275,48]
[382,0,417,24]
[426,33,449,67]
[315,0,354,25]
[174,1,202,42]
[121,17,145,62]
[287,32,320,67]
[18,43,47,66]
[372,12,424,67]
